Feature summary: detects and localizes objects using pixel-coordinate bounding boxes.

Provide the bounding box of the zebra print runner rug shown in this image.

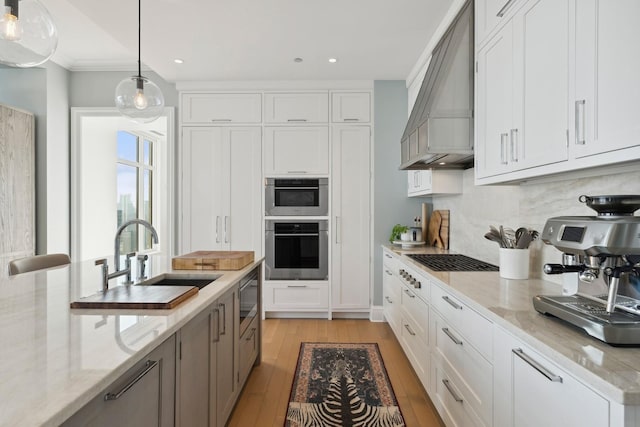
[285,342,405,427]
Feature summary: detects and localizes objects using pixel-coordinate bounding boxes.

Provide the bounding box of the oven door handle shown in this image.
[273,186,319,190]
[273,233,320,237]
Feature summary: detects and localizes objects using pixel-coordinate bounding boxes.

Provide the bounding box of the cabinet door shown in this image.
[63,336,176,427]
[216,286,238,427]
[264,93,328,123]
[573,0,640,158]
[382,267,401,334]
[181,93,261,124]
[181,127,229,252]
[476,20,514,178]
[264,126,330,175]
[331,92,371,123]
[476,0,520,45]
[331,126,371,310]
[512,0,569,169]
[228,127,262,257]
[177,308,214,427]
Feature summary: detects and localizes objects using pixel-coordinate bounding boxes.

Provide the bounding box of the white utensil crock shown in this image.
[499,248,530,280]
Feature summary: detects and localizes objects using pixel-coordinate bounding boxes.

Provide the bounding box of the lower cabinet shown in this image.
[63,335,176,427]
[177,285,239,427]
[263,281,329,312]
[239,316,260,385]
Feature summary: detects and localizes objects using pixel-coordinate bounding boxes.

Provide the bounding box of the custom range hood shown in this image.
[400,0,474,170]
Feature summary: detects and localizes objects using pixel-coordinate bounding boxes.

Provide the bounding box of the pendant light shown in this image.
[0,0,57,67]
[114,0,164,124]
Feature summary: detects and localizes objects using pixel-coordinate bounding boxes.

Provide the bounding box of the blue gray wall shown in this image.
[373,81,428,306]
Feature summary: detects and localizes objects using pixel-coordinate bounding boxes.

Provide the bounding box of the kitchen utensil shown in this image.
[579,194,640,216]
[427,211,443,247]
[484,232,505,247]
[503,227,516,248]
[516,231,532,249]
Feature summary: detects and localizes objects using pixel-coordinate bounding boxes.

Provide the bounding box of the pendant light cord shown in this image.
[137,0,142,79]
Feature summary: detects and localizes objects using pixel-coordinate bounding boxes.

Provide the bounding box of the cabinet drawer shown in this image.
[431,284,492,360]
[263,282,328,310]
[331,92,371,123]
[382,249,398,272]
[432,361,487,427]
[264,126,330,175]
[400,311,430,389]
[264,93,328,123]
[400,285,429,347]
[397,263,431,304]
[239,317,259,384]
[432,311,492,426]
[181,93,262,124]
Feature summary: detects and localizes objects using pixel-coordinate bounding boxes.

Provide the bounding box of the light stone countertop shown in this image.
[0,255,263,427]
[383,244,640,406]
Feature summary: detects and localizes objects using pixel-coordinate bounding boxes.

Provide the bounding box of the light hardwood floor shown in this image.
[227,318,445,427]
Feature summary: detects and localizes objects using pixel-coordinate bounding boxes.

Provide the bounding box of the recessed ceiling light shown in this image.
[294,57,303,63]
[439,162,447,165]
[174,58,184,64]
[328,58,338,63]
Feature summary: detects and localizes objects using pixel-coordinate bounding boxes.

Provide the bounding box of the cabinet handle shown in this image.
[496,0,516,17]
[512,348,563,383]
[287,284,308,288]
[104,360,158,401]
[335,216,341,244]
[343,118,360,122]
[211,119,232,122]
[219,303,227,335]
[287,171,308,174]
[246,328,257,341]
[510,129,518,162]
[385,253,392,259]
[287,119,308,122]
[385,269,393,276]
[442,295,463,310]
[212,307,220,343]
[385,296,393,304]
[442,327,463,345]
[403,288,416,298]
[575,100,586,145]
[442,379,464,403]
[404,324,416,336]
[224,216,229,243]
[215,216,221,243]
[500,133,509,164]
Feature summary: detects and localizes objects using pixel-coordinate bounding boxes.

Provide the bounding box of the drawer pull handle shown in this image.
[385,253,392,259]
[442,327,463,345]
[404,324,416,336]
[287,285,308,288]
[512,348,563,383]
[104,360,158,401]
[442,379,463,403]
[287,171,308,174]
[403,288,416,298]
[343,118,360,122]
[211,119,232,122]
[246,327,257,341]
[442,295,462,310]
[385,269,393,276]
[385,296,393,304]
[287,119,308,122]
[496,0,516,17]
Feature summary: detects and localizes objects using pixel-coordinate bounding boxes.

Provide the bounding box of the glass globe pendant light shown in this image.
[0,0,58,67]
[114,0,164,123]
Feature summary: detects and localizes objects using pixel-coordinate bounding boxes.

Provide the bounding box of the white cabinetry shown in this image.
[331,125,371,311]
[331,92,371,123]
[181,93,261,124]
[382,250,401,334]
[407,170,463,197]
[476,0,570,179]
[573,0,640,158]
[264,126,329,175]
[493,326,609,427]
[263,281,329,311]
[475,0,522,46]
[264,92,328,123]
[180,127,262,256]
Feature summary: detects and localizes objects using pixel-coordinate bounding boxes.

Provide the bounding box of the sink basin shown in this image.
[139,273,221,289]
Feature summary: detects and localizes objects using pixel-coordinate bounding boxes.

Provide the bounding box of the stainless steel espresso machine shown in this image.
[534,195,640,345]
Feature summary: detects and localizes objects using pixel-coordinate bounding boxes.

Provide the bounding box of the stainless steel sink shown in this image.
[138,273,221,289]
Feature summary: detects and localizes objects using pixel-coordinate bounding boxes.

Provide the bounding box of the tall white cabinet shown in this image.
[331,125,371,311]
[180,126,262,256]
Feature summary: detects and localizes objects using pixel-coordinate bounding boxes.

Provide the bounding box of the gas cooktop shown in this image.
[407,254,499,272]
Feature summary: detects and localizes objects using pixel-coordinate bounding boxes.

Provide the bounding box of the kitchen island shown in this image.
[383,244,640,426]
[0,255,262,427]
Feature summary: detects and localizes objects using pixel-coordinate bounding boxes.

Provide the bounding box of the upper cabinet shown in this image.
[572,0,640,159]
[476,0,523,46]
[264,92,329,123]
[181,93,262,124]
[407,170,463,197]
[475,0,640,184]
[264,126,330,175]
[331,92,371,123]
[476,0,570,179]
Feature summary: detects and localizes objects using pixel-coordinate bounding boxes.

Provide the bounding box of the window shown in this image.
[117,131,156,254]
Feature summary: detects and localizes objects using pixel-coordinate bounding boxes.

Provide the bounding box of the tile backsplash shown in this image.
[431,167,640,290]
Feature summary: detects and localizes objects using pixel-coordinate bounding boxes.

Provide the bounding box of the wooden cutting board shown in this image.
[172,250,254,270]
[426,210,450,249]
[70,285,198,309]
